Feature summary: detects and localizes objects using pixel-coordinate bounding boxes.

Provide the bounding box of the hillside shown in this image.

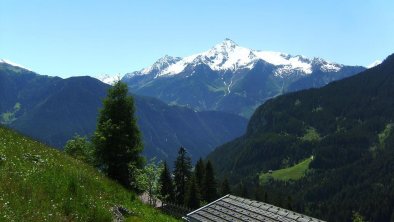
[207,53,394,221]
[135,96,247,161]
[0,126,176,221]
[123,39,365,117]
[0,63,247,163]
[259,157,312,184]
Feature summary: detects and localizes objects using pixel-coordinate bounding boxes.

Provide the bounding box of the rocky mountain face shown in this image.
[122,39,365,117]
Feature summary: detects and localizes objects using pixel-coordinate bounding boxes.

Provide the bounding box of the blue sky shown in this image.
[1,0,393,78]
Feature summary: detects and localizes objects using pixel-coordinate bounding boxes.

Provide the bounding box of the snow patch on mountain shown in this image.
[367,60,382,68]
[124,55,182,78]
[96,74,120,85]
[141,55,182,74]
[159,55,197,76]
[321,63,342,72]
[254,52,313,75]
[311,58,343,72]
[0,59,32,71]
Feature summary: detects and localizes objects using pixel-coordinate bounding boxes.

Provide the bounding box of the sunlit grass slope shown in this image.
[0,127,177,222]
[259,157,312,184]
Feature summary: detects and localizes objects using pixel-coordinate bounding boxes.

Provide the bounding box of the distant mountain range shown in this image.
[0,39,370,163]
[122,39,366,117]
[0,61,247,163]
[207,53,394,221]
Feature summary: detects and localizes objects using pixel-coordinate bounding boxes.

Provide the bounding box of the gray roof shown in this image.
[183,195,325,222]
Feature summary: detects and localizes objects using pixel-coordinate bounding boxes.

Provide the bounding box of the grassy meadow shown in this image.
[0,127,177,222]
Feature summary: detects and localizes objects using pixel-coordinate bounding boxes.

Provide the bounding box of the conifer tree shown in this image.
[93,81,144,188]
[286,196,293,211]
[237,181,248,198]
[159,161,175,202]
[173,146,192,204]
[220,177,231,196]
[194,158,205,192]
[203,160,217,202]
[185,174,200,210]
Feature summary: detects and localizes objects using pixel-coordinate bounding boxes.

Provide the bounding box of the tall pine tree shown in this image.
[220,177,231,196]
[173,146,192,205]
[194,158,205,193]
[159,161,175,202]
[237,181,248,198]
[203,160,217,202]
[93,81,144,188]
[185,174,201,210]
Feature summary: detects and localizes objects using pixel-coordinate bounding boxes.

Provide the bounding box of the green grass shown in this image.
[0,127,177,222]
[301,127,320,142]
[259,157,313,184]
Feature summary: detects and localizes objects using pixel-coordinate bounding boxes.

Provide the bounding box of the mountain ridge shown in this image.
[122,39,366,117]
[0,62,247,163]
[207,53,394,222]
[124,39,348,78]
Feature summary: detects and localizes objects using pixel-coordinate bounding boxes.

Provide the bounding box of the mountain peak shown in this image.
[155,55,181,64]
[211,38,239,53]
[125,40,347,78]
[218,38,238,47]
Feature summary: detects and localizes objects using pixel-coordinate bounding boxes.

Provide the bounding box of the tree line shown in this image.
[159,146,231,209]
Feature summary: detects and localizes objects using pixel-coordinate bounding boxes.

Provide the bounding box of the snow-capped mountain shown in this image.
[125,39,343,78]
[124,55,182,78]
[122,39,365,117]
[95,74,120,85]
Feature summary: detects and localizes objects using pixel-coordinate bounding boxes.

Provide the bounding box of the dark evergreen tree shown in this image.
[287,196,293,211]
[253,184,264,201]
[185,174,201,210]
[220,177,231,196]
[173,146,192,204]
[237,181,248,198]
[203,160,217,202]
[194,158,205,192]
[159,161,175,202]
[93,81,144,188]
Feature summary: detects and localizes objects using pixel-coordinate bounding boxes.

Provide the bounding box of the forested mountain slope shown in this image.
[208,53,394,221]
[0,63,247,162]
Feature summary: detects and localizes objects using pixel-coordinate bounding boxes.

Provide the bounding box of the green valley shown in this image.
[1,2,392,222]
